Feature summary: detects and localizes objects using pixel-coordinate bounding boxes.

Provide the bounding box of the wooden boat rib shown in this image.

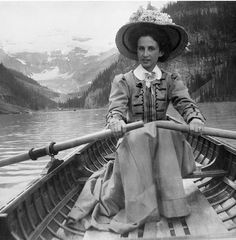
[1,122,236,239]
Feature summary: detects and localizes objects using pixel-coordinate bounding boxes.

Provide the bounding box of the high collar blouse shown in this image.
[133,64,162,81]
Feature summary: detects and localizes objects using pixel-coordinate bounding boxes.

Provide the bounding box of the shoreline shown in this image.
[1,101,236,115]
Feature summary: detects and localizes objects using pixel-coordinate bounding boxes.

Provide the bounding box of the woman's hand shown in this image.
[189,118,205,135]
[108,118,127,138]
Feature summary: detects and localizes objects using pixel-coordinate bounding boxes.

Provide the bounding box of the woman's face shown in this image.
[137,36,163,71]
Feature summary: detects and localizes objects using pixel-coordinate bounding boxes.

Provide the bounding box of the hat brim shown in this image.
[115,22,188,61]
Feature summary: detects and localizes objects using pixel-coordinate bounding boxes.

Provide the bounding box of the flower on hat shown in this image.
[129,6,145,22]
[130,9,173,25]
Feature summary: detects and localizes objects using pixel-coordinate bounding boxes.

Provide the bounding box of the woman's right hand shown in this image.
[108,118,127,138]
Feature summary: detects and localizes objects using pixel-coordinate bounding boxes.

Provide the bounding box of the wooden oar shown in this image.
[0,121,144,168]
[155,120,236,140]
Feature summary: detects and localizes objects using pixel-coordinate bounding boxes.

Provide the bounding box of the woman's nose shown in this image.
[144,49,149,57]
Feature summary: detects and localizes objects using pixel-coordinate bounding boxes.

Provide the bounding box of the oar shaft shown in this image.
[0,153,31,168]
[0,121,144,168]
[155,121,236,140]
[54,121,144,152]
[201,127,236,139]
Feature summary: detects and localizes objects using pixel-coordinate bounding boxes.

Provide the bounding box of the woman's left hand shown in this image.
[189,118,205,135]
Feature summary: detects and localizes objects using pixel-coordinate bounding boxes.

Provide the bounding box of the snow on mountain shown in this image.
[16,58,26,65]
[31,66,74,82]
[0,45,119,94]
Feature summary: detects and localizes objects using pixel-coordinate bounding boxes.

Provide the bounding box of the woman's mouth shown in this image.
[142,59,150,63]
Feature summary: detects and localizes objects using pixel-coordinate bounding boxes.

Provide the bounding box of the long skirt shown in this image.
[66,122,196,234]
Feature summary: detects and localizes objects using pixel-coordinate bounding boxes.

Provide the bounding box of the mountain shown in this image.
[0,63,58,113]
[0,47,119,94]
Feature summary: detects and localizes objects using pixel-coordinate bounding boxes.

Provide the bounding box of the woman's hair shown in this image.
[129,27,172,62]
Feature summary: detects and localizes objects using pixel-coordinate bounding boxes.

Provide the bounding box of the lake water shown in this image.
[0,102,236,208]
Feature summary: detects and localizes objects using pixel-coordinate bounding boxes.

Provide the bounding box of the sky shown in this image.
[0,1,171,55]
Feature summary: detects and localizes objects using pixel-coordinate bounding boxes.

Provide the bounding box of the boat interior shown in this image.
[1,131,236,240]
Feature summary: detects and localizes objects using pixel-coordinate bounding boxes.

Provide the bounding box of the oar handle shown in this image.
[126,120,145,131]
[0,121,144,168]
[155,121,236,140]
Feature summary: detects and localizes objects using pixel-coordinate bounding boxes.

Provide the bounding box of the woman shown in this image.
[66,10,205,234]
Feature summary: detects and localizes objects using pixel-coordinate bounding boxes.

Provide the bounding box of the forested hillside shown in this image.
[61,1,236,109]
[163,1,236,102]
[0,63,58,113]
[59,56,136,109]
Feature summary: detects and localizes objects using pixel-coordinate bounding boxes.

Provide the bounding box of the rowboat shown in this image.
[1,119,236,240]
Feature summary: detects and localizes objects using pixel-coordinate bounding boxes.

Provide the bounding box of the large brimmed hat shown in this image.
[115,10,188,62]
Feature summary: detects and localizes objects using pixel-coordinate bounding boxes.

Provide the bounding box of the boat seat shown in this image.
[77,171,228,187]
[77,169,228,186]
[104,155,228,179]
[184,162,228,179]
[82,179,230,240]
[184,169,228,179]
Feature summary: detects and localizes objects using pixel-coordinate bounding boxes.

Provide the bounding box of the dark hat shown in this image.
[115,10,188,61]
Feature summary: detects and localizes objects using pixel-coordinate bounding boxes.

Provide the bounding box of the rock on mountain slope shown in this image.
[0,47,119,94]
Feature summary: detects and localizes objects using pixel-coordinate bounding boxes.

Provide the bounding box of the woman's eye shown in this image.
[149,47,155,51]
[138,46,144,51]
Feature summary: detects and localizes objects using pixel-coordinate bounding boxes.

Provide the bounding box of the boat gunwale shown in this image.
[204,134,236,156]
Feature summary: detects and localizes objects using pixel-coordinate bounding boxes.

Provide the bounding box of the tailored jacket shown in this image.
[107,69,205,124]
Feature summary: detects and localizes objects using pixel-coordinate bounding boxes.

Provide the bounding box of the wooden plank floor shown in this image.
[83,179,229,239]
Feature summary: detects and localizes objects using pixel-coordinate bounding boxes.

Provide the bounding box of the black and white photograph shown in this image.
[0,1,236,239]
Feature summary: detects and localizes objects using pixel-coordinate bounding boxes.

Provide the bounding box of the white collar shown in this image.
[133,64,162,81]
